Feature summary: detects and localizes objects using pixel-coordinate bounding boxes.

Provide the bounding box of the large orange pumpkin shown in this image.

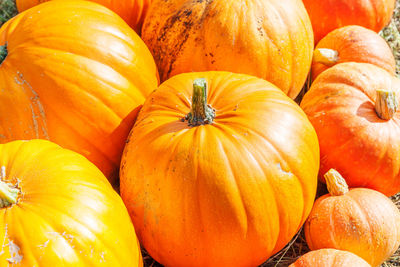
[0,139,142,266]
[301,62,400,196]
[302,0,396,42]
[289,249,371,267]
[305,169,400,267]
[0,1,159,183]
[141,0,314,99]
[120,72,320,266]
[312,25,396,80]
[16,0,152,33]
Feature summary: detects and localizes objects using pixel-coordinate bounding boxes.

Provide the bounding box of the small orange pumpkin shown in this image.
[121,71,320,266]
[0,1,159,183]
[301,62,400,196]
[0,139,142,265]
[302,0,396,42]
[289,249,371,267]
[16,0,152,33]
[142,0,314,99]
[312,25,396,80]
[305,169,400,267]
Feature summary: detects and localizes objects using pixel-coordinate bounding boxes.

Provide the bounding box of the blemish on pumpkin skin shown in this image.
[6,241,22,264]
[13,71,49,139]
[277,163,292,176]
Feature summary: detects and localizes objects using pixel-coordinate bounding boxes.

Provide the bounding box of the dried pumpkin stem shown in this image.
[186,78,215,126]
[375,89,397,120]
[313,48,339,66]
[324,169,349,196]
[0,167,19,208]
[0,44,7,66]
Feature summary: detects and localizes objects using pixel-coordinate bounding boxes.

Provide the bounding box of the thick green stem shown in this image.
[0,166,19,208]
[375,89,397,120]
[324,169,349,196]
[185,78,215,126]
[0,44,7,66]
[313,48,339,66]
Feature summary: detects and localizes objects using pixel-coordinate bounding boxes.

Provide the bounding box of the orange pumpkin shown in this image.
[0,1,159,183]
[16,0,152,33]
[302,0,396,42]
[120,72,320,266]
[289,249,371,267]
[305,169,400,266]
[312,25,396,80]
[142,0,314,99]
[301,62,400,196]
[0,139,142,265]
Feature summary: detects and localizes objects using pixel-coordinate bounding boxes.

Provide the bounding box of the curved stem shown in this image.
[375,89,397,120]
[0,181,18,208]
[313,48,339,67]
[185,78,215,126]
[0,44,7,66]
[0,166,19,208]
[324,169,349,196]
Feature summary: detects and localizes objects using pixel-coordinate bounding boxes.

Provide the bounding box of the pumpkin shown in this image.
[289,249,371,267]
[141,0,314,99]
[16,0,152,33]
[302,0,396,43]
[120,71,320,266]
[312,25,396,80]
[301,62,400,196]
[304,169,400,266]
[0,139,142,265]
[0,1,159,184]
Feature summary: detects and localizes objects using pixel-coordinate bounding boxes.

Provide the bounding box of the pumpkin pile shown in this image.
[0,0,399,266]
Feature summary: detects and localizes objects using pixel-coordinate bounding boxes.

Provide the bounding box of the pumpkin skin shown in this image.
[0,1,159,183]
[301,63,400,196]
[304,170,400,267]
[16,0,152,33]
[120,71,320,267]
[0,139,142,266]
[312,25,396,80]
[289,249,371,267]
[141,0,314,99]
[302,0,396,43]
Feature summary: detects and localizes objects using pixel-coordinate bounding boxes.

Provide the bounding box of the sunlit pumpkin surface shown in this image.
[301,62,400,196]
[0,1,159,183]
[305,170,400,267]
[142,0,314,99]
[121,72,320,267]
[0,139,142,266]
[312,25,396,80]
[302,0,396,42]
[16,0,152,33]
[289,249,371,267]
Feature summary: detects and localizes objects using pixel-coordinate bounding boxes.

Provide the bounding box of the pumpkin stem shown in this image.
[375,89,397,120]
[0,44,7,66]
[0,166,19,208]
[185,78,215,126]
[313,48,339,67]
[324,169,349,196]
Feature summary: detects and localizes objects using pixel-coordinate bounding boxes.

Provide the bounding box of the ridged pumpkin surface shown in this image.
[120,71,320,267]
[0,1,159,183]
[142,0,314,99]
[0,139,142,266]
[16,0,152,33]
[305,184,400,266]
[289,249,371,267]
[302,0,396,42]
[301,63,400,196]
[312,25,396,80]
